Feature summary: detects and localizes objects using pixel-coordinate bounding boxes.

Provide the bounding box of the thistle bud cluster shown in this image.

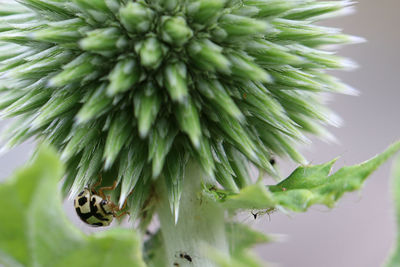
[0,0,359,221]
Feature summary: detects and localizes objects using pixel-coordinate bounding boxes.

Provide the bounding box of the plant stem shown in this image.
[157,161,229,267]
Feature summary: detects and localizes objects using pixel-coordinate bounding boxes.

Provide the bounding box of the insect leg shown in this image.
[91,174,103,194]
[98,180,117,199]
[115,210,130,219]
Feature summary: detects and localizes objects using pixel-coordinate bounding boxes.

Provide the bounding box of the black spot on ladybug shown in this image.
[269,158,276,165]
[78,196,88,206]
[90,197,107,221]
[75,207,91,221]
[90,197,98,211]
[92,222,103,227]
[78,191,84,197]
[92,204,98,213]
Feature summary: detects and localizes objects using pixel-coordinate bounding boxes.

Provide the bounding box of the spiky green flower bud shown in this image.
[161,16,193,46]
[0,0,360,224]
[119,2,155,33]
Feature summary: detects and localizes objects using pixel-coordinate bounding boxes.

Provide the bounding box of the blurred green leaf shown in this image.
[207,223,271,267]
[0,144,146,267]
[143,231,167,267]
[226,223,273,255]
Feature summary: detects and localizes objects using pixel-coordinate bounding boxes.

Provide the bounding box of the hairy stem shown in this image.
[157,161,228,267]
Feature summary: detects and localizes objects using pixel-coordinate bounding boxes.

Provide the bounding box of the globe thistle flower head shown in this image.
[0,0,360,223]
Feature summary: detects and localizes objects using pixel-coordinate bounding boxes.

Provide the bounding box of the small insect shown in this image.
[251,207,277,220]
[145,230,153,236]
[179,252,192,263]
[269,157,276,165]
[74,178,129,227]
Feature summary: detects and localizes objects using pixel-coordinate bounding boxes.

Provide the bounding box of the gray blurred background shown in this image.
[255,0,400,266]
[0,0,399,266]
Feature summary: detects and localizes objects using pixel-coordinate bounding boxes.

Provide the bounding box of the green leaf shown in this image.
[222,182,276,211]
[272,141,400,211]
[143,231,167,267]
[0,144,146,267]
[224,141,400,212]
[226,223,272,255]
[386,154,400,267]
[207,223,270,267]
[210,250,265,267]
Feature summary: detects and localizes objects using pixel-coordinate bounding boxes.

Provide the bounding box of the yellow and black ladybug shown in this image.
[74,180,128,227]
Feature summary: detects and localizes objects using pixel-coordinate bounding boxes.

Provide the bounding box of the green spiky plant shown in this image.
[0,0,398,266]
